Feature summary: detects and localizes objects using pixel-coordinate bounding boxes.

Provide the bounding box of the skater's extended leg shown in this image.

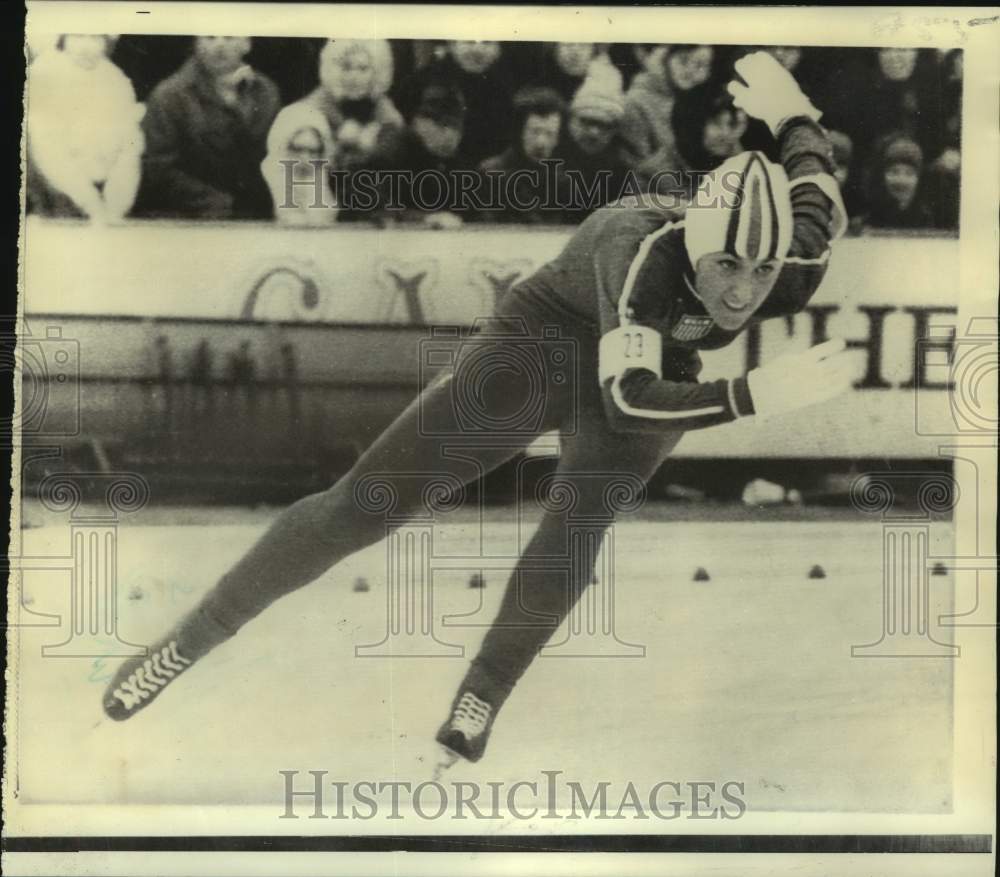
[103,304,574,721]
[200,349,566,634]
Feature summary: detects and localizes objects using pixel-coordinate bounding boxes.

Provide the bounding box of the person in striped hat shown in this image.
[100,53,853,773]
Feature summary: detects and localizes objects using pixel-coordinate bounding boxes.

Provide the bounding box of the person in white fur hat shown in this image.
[26,34,144,221]
[302,39,404,174]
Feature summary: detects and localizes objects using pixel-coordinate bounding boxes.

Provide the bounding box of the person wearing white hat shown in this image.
[99,53,852,774]
[305,39,404,175]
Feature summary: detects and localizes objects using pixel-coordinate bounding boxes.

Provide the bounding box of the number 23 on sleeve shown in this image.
[598,325,663,384]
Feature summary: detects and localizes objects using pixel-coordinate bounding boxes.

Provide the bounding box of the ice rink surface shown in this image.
[12,507,955,814]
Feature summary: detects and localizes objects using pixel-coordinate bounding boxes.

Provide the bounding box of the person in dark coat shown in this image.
[817,48,945,176]
[477,86,567,224]
[396,41,514,164]
[647,81,753,203]
[672,82,750,170]
[826,129,865,234]
[137,36,280,219]
[923,49,962,230]
[372,82,477,228]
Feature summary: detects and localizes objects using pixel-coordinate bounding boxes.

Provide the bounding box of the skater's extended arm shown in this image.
[597,314,854,431]
[597,321,754,432]
[591,213,853,433]
[591,212,755,433]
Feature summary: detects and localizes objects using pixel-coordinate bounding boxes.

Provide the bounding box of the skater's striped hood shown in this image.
[684,151,793,269]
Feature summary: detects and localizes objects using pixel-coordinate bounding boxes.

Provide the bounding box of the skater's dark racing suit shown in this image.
[102,120,845,765]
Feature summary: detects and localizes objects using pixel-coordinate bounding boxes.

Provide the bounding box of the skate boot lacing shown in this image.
[111,642,192,712]
[450,692,492,740]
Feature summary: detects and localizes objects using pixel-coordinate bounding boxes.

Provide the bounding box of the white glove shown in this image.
[746,338,854,419]
[727,51,821,137]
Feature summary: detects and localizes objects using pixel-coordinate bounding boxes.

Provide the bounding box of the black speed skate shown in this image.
[434,690,496,770]
[103,639,194,721]
[101,606,232,722]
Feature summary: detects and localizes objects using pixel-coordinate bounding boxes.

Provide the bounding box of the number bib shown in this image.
[598,325,662,384]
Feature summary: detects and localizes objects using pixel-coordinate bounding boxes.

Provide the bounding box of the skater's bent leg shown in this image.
[104,295,579,721]
[467,428,683,700]
[434,426,680,760]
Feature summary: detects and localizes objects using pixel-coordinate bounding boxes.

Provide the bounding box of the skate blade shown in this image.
[432,744,461,781]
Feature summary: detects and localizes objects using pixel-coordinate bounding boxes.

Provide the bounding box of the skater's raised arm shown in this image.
[749,118,847,318]
[727,52,848,317]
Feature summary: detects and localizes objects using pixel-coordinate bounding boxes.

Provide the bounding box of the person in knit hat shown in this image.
[569,61,627,150]
[26,34,144,221]
[270,39,403,221]
[556,60,632,221]
[862,132,935,229]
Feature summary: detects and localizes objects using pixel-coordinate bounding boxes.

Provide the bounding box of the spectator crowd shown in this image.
[25,36,962,232]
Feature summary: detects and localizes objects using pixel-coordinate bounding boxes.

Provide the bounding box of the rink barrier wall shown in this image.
[20,219,962,462]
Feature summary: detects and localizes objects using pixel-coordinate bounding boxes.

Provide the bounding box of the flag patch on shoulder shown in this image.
[671,315,714,341]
